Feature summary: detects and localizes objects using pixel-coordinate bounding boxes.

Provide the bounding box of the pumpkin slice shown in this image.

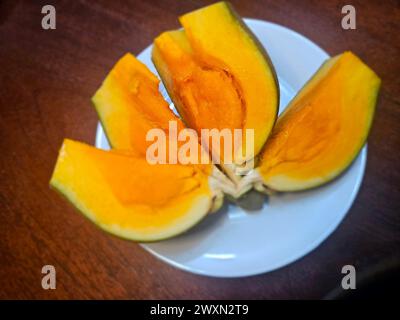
[92,53,187,157]
[244,52,380,192]
[50,139,227,241]
[152,1,279,178]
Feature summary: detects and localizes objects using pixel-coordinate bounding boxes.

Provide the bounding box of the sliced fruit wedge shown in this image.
[50,139,226,241]
[152,1,279,179]
[242,52,380,192]
[92,53,186,155]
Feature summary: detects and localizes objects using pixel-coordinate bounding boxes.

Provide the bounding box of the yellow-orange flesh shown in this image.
[92,53,186,155]
[50,139,213,241]
[154,30,243,132]
[258,52,380,191]
[152,2,279,163]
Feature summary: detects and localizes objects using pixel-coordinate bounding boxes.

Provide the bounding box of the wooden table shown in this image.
[0,0,399,299]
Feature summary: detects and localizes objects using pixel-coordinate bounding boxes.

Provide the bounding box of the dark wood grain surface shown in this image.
[0,0,399,299]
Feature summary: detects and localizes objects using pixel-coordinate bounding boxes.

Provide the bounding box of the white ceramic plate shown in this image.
[96,19,366,277]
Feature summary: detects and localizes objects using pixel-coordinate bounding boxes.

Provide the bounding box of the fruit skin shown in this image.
[257,52,381,192]
[50,139,215,242]
[152,1,279,165]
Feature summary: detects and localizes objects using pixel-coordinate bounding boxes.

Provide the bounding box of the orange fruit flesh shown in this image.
[258,52,380,191]
[50,139,213,241]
